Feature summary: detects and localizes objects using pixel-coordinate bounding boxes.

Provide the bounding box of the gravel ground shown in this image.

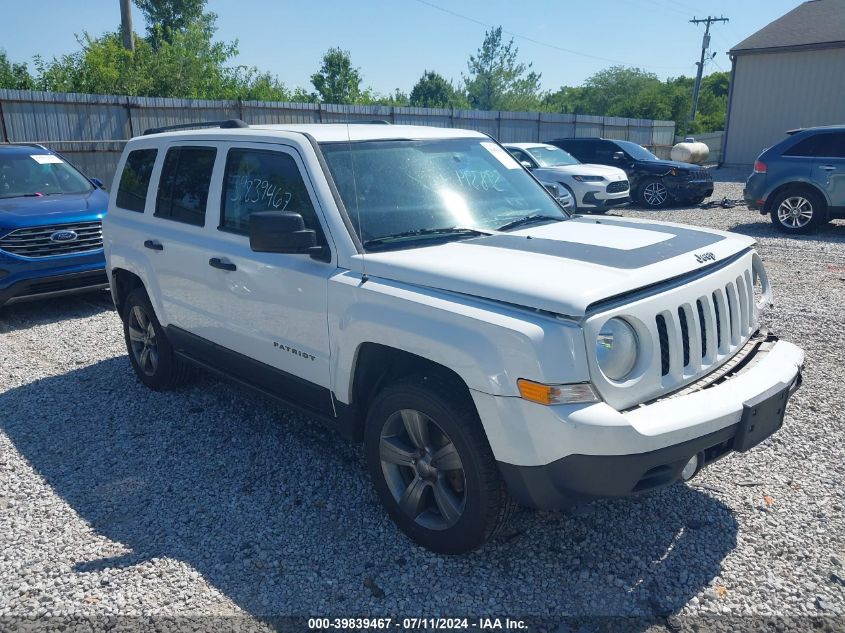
[1,170,844,631]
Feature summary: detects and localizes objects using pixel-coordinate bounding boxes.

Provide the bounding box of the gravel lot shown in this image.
[1,171,844,631]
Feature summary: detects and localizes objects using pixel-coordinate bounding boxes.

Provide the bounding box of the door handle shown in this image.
[819,165,836,171]
[209,257,236,272]
[143,240,163,251]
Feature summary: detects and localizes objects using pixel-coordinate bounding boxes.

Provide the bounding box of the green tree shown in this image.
[463,27,542,111]
[0,50,35,90]
[310,48,362,104]
[133,0,206,47]
[544,67,730,134]
[32,19,290,101]
[409,70,465,108]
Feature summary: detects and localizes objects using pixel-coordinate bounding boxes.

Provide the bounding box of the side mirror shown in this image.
[249,211,317,254]
[612,151,625,161]
[542,182,560,197]
[520,161,533,170]
[90,177,105,189]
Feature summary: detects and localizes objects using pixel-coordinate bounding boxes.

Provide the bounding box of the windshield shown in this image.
[614,140,659,162]
[526,145,580,167]
[321,138,567,249]
[0,152,93,199]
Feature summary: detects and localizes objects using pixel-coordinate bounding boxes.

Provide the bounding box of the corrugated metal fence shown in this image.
[0,89,676,183]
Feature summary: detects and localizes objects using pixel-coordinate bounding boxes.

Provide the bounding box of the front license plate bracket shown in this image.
[734,381,792,452]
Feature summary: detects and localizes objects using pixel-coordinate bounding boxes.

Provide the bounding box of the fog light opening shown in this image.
[681,454,700,481]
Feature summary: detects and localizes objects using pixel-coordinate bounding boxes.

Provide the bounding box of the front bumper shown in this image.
[0,248,106,307]
[666,178,714,201]
[0,267,108,306]
[580,191,630,210]
[471,336,804,509]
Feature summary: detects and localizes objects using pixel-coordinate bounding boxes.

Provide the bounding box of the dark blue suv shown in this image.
[745,125,845,233]
[0,144,109,308]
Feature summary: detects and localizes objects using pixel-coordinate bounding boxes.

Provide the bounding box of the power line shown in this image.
[411,0,693,71]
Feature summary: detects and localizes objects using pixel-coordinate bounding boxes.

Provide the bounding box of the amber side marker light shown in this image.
[517,379,599,405]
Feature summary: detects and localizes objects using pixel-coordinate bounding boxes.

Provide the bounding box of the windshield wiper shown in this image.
[0,193,43,199]
[497,214,565,232]
[363,227,490,249]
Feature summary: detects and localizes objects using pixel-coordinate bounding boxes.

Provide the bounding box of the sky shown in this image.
[2,0,803,95]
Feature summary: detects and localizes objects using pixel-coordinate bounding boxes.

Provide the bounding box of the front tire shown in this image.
[364,375,515,554]
[637,178,669,208]
[122,288,194,390]
[770,187,826,234]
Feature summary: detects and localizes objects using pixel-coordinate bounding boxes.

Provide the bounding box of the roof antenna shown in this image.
[347,122,367,284]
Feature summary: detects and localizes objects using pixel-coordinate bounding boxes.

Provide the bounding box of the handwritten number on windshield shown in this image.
[229,174,292,210]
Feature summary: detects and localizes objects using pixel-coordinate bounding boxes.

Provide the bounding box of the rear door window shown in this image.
[593,141,620,162]
[565,141,596,162]
[155,146,217,226]
[814,133,845,158]
[116,148,157,212]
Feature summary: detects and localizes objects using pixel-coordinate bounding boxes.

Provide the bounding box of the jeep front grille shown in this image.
[655,275,755,378]
[584,251,763,411]
[0,221,103,258]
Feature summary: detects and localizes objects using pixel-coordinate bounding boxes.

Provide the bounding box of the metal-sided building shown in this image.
[722,0,845,167]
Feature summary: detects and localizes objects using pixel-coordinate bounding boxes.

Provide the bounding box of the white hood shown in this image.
[357,216,755,317]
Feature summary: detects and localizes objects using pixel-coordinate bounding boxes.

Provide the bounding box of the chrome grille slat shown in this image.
[662,309,685,382]
[682,302,703,372]
[725,282,741,345]
[743,269,755,331]
[736,275,750,336]
[0,221,103,258]
[700,295,719,365]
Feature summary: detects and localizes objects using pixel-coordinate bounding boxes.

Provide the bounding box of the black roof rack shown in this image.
[143,119,249,136]
[344,119,391,125]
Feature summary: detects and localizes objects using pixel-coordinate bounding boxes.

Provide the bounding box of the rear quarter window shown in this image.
[116,148,157,212]
[155,146,217,226]
[783,134,822,156]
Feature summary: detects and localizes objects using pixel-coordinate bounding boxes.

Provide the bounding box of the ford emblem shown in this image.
[50,230,78,243]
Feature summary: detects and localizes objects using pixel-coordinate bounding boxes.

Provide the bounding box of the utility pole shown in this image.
[120,0,135,51]
[689,15,728,122]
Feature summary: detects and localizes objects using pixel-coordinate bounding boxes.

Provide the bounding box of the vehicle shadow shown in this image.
[0,358,738,626]
[0,290,114,334]
[730,219,845,242]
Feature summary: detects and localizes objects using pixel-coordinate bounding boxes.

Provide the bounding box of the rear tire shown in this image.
[122,288,194,390]
[769,187,826,234]
[364,374,515,554]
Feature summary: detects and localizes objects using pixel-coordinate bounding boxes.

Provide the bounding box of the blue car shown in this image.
[744,125,845,233]
[0,144,109,308]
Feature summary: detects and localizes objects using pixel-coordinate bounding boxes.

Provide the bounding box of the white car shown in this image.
[505,142,630,213]
[104,122,804,554]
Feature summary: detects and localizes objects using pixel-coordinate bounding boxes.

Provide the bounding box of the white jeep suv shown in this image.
[103,121,804,554]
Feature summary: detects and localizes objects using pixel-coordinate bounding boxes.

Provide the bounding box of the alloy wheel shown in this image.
[128,305,159,376]
[777,196,814,229]
[643,181,668,207]
[379,409,466,530]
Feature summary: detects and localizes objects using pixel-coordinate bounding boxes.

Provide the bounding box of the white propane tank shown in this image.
[671,137,710,164]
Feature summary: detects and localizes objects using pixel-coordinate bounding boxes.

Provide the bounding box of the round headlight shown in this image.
[596,318,638,381]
